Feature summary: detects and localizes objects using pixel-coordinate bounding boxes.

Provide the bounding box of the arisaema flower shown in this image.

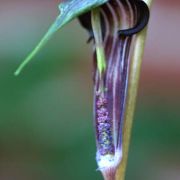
[14,0,151,179]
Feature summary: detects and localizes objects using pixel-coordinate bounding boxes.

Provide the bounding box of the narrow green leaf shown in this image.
[14,0,108,76]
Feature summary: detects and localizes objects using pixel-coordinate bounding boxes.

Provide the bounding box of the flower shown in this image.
[78,0,149,178]
[14,0,150,179]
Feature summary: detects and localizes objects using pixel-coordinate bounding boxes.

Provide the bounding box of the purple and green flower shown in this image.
[14,0,153,179]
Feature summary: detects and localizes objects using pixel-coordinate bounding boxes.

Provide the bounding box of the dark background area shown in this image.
[0,0,180,179]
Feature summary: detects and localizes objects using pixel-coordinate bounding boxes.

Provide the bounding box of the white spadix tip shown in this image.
[96,150,122,171]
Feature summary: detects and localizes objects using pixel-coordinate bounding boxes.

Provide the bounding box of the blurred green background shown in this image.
[0,0,180,179]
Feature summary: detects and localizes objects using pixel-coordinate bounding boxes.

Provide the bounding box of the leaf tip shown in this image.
[14,70,20,76]
[14,64,24,76]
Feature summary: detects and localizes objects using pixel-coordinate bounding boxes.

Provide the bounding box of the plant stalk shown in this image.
[116,1,153,180]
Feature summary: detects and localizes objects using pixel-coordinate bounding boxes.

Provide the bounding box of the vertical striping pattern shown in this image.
[94,0,137,163]
[78,0,149,171]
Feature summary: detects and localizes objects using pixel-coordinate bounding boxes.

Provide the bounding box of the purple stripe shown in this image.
[94,0,137,157]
